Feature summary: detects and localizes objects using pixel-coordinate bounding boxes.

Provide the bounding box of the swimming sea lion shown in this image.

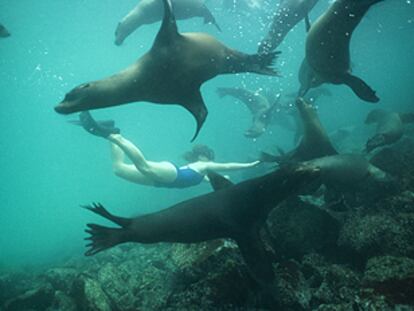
[365,109,414,152]
[216,87,279,138]
[258,0,319,54]
[115,0,221,46]
[266,97,337,163]
[55,0,279,141]
[303,153,396,206]
[0,23,10,38]
[83,164,320,288]
[305,0,384,103]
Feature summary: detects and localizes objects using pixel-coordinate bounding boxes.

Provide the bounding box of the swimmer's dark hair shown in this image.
[183,144,215,162]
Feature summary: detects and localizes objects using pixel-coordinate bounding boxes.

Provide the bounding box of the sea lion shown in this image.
[55,0,279,141]
[83,164,320,289]
[258,0,319,54]
[115,0,221,46]
[264,97,337,163]
[216,87,280,138]
[0,23,10,38]
[305,0,384,103]
[302,153,396,206]
[365,109,414,152]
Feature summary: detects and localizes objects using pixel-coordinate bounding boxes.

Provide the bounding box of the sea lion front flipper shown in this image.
[207,171,234,191]
[153,0,179,49]
[202,5,222,32]
[304,14,311,32]
[236,233,275,286]
[342,73,379,103]
[82,203,132,228]
[182,91,208,142]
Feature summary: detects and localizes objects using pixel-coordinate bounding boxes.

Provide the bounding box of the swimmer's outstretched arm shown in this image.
[204,161,260,171]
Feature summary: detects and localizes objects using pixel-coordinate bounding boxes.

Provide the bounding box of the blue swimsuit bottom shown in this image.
[154,165,204,189]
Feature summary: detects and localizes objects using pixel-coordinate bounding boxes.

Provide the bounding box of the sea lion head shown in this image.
[55,82,97,114]
[365,109,386,124]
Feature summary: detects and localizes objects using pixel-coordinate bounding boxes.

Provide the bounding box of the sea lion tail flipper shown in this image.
[182,91,208,142]
[82,203,132,227]
[244,51,281,76]
[342,74,379,103]
[202,6,222,32]
[84,223,126,256]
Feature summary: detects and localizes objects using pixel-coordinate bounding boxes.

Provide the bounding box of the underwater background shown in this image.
[1,0,414,310]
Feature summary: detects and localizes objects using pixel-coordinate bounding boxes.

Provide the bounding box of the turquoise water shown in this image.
[0,0,413,268]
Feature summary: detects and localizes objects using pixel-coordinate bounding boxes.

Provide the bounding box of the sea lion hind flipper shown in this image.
[246,51,281,76]
[207,171,234,191]
[226,51,281,76]
[82,203,132,228]
[182,91,208,142]
[84,223,126,256]
[153,0,179,49]
[342,74,379,103]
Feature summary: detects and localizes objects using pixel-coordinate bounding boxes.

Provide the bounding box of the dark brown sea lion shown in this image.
[258,0,319,54]
[305,0,384,103]
[365,109,414,152]
[55,0,279,141]
[115,0,221,46]
[216,87,279,138]
[0,23,10,38]
[83,164,320,289]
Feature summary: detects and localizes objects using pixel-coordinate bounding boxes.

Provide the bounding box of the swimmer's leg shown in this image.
[110,143,154,184]
[108,134,177,183]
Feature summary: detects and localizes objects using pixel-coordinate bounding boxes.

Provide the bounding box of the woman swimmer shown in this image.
[76,111,260,188]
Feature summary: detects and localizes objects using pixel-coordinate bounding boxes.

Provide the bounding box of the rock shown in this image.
[167,240,255,309]
[48,290,77,311]
[71,275,112,311]
[3,283,54,311]
[267,199,340,260]
[362,256,414,306]
[42,267,78,292]
[338,213,414,261]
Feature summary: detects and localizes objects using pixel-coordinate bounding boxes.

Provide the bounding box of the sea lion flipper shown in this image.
[207,171,234,191]
[153,0,178,49]
[182,91,208,142]
[304,14,311,32]
[84,223,126,256]
[236,234,275,286]
[82,203,131,228]
[202,5,222,32]
[342,74,379,103]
